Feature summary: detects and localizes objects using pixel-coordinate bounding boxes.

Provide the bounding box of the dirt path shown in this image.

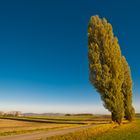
[0,124,97,140]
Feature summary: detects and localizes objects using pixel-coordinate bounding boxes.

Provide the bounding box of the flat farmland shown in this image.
[0,118,80,136]
[1,115,139,140]
[0,115,110,137]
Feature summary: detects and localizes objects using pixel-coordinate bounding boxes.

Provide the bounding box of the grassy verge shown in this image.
[46,119,140,140]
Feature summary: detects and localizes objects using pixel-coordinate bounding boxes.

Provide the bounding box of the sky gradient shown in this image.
[0,0,140,114]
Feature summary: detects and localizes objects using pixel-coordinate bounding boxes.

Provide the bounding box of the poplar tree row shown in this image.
[88,16,135,124]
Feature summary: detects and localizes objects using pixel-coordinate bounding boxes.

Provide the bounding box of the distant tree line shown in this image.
[88,16,135,124]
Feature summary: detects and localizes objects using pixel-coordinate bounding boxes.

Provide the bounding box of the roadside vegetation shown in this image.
[46,115,140,140]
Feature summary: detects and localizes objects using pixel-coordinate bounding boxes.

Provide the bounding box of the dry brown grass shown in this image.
[0,119,79,136]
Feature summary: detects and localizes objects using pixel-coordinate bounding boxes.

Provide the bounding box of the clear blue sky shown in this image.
[0,0,140,113]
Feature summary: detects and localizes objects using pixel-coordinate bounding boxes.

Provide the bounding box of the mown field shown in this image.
[46,114,140,140]
[0,119,80,136]
[0,115,110,136]
[0,115,100,136]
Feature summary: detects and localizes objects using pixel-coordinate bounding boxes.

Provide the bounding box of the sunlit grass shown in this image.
[47,118,140,140]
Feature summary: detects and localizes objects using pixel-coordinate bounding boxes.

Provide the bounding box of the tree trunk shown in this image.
[111,112,116,122]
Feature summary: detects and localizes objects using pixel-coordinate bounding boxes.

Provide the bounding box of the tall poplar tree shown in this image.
[122,56,135,121]
[88,16,124,124]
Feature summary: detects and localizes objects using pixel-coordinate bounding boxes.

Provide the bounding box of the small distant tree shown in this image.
[88,16,124,124]
[15,112,19,117]
[122,56,135,121]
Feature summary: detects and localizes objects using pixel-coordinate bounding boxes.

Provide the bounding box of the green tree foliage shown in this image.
[122,56,135,121]
[88,16,125,124]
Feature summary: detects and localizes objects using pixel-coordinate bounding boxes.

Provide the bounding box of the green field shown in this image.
[0,115,110,125]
